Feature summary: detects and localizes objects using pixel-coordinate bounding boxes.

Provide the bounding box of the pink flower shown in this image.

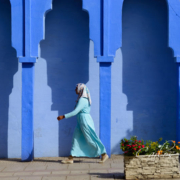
[135,144,137,146]
[139,140,141,143]
[138,146,141,148]
[122,144,124,146]
[142,145,145,148]
[133,148,136,151]
[132,145,135,147]
[129,145,131,148]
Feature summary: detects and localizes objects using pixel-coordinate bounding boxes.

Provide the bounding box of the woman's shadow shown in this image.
[40,0,89,156]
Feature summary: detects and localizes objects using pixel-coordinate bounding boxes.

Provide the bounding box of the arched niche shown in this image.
[0,0,18,158]
[34,0,90,157]
[121,0,177,142]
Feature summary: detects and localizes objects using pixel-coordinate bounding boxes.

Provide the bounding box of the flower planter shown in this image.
[124,153,180,179]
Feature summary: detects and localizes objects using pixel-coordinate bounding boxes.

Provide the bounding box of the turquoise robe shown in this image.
[65,97,106,157]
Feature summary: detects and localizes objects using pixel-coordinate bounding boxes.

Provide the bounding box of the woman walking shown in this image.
[57,83,109,164]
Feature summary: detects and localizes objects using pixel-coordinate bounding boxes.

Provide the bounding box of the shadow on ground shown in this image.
[89,173,125,179]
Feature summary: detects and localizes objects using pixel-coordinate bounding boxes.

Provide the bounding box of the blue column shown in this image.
[10,0,53,161]
[177,63,180,143]
[98,56,113,157]
[83,0,123,156]
[99,62,111,157]
[21,62,35,161]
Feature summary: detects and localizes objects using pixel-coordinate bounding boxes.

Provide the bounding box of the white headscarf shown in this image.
[76,83,91,105]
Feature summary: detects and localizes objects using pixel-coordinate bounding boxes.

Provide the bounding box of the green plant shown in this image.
[120,136,180,156]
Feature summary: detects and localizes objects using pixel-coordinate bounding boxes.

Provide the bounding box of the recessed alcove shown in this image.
[0,0,18,158]
[36,0,90,156]
[122,0,177,142]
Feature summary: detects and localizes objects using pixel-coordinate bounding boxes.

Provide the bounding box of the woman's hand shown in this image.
[57,115,65,121]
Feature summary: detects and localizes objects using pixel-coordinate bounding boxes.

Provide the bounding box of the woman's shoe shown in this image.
[61,159,73,164]
[99,154,109,163]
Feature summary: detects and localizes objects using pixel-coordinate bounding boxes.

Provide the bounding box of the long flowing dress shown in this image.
[65,97,106,157]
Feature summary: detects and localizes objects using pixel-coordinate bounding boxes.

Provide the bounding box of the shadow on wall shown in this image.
[122,0,177,143]
[0,0,18,158]
[40,0,89,156]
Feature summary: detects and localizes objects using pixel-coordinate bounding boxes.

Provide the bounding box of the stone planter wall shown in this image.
[124,153,180,179]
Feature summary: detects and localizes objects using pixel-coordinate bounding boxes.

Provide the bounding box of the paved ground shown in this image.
[0,155,124,180]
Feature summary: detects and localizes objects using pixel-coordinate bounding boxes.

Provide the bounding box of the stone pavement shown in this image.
[0,155,124,180]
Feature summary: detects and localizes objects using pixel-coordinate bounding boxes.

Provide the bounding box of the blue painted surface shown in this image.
[22,63,35,161]
[167,0,180,142]
[97,57,114,63]
[0,0,19,158]
[167,0,180,58]
[83,0,180,149]
[99,62,111,157]
[112,0,177,154]
[10,0,53,160]
[178,63,180,142]
[10,0,52,59]
[83,0,124,155]
[87,0,180,59]
[35,0,90,157]
[31,0,52,57]
[10,0,23,57]
[83,0,123,57]
[0,0,180,158]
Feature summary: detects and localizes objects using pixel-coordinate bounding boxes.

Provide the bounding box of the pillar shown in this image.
[10,0,53,161]
[83,0,123,157]
[99,62,111,156]
[98,57,113,157]
[21,62,35,161]
[177,61,180,143]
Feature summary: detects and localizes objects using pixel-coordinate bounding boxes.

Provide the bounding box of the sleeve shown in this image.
[64,98,86,119]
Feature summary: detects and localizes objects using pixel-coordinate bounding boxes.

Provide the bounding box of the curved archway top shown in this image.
[83,0,180,62]
[10,0,52,62]
[83,0,123,59]
[10,0,180,62]
[167,0,180,61]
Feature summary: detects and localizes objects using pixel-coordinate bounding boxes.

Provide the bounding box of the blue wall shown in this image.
[0,0,21,158]
[34,0,96,157]
[112,0,177,153]
[0,0,178,158]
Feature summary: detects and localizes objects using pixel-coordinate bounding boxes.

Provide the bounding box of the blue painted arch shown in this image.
[39,0,90,157]
[7,0,180,160]
[121,0,177,143]
[8,0,180,71]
